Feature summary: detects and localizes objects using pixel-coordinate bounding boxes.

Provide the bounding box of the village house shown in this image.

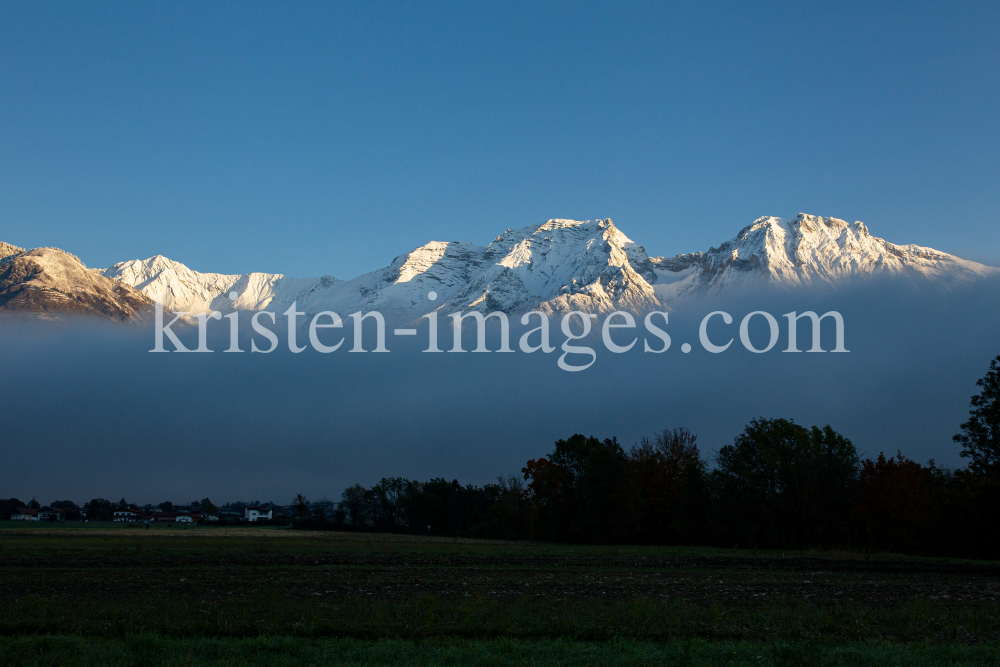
[36,507,64,522]
[112,507,143,523]
[11,507,39,521]
[10,506,64,522]
[244,506,273,521]
[152,512,202,525]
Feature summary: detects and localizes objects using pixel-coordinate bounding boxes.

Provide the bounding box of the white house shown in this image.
[13,507,65,522]
[11,507,39,521]
[113,508,143,523]
[244,506,273,521]
[36,507,63,522]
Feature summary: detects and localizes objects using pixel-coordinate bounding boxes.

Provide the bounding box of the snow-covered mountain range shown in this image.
[101,218,663,322]
[2,214,996,322]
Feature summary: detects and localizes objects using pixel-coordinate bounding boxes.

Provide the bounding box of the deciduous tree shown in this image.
[954,355,1000,476]
[712,418,858,549]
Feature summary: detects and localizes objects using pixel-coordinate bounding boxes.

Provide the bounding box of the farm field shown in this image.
[1,524,999,666]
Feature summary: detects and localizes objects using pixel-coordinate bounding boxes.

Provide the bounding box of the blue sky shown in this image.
[2,1,998,278]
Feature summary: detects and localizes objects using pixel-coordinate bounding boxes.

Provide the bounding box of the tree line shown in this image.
[294,355,1000,559]
[4,356,999,559]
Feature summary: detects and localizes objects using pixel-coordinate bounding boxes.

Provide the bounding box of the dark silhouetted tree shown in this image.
[333,505,347,526]
[84,499,115,521]
[522,457,570,540]
[855,452,934,553]
[623,427,706,544]
[403,478,497,537]
[200,498,218,515]
[954,355,1000,476]
[711,418,858,549]
[0,498,24,520]
[489,475,532,539]
[523,434,626,542]
[369,478,408,527]
[341,484,367,527]
[293,494,308,519]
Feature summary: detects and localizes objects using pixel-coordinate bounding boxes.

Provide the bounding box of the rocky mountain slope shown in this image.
[0,242,25,260]
[0,247,152,321]
[2,214,995,322]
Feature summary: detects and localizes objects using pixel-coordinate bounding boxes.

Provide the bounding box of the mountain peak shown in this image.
[449,218,658,315]
[651,213,998,301]
[0,247,151,320]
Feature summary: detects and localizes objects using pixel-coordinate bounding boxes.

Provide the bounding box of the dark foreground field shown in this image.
[1,525,999,666]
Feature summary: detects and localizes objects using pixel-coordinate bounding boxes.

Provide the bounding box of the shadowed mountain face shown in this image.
[0,247,152,321]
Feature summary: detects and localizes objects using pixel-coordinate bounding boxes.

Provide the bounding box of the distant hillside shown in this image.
[0,247,152,321]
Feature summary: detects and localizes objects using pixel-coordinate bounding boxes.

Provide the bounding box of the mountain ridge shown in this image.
[2,214,996,321]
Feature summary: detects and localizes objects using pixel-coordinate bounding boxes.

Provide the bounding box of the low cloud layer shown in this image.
[1,276,998,506]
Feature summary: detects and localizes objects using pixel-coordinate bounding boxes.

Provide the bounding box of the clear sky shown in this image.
[2,1,998,279]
